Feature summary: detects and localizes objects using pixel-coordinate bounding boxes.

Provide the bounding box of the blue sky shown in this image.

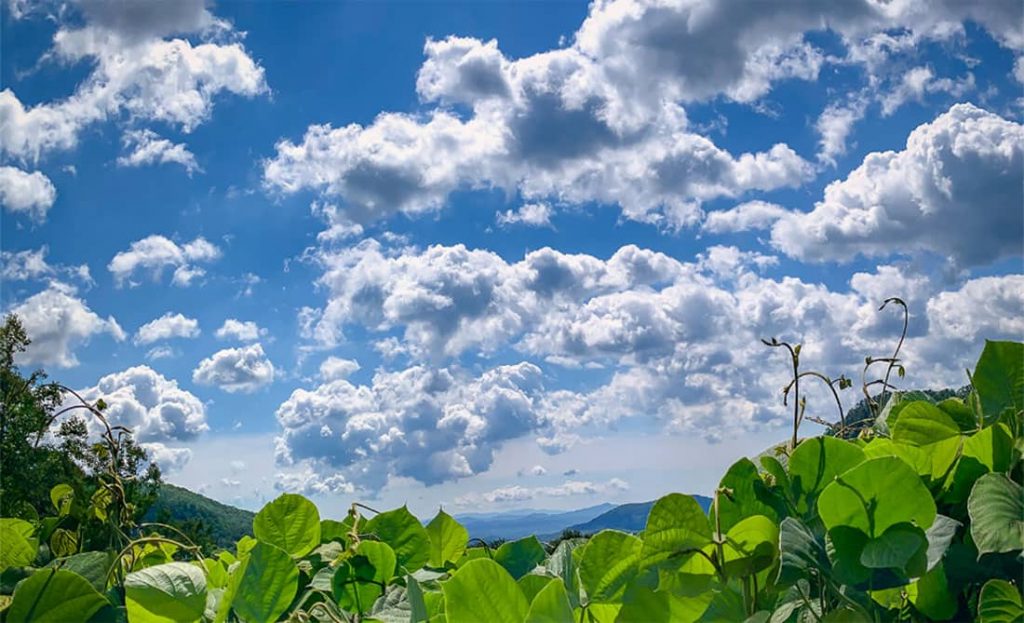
[2,0,1022,516]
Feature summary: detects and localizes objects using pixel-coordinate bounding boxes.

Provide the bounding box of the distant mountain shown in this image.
[543,495,713,540]
[454,503,614,541]
[146,483,254,549]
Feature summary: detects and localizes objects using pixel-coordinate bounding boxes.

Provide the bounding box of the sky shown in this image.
[2,0,1023,518]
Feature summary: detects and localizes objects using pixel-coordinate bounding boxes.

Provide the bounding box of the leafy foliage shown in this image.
[0,327,1021,622]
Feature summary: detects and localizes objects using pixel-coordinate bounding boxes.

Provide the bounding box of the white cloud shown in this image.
[773,104,1024,268]
[275,362,545,492]
[701,201,790,234]
[145,345,178,361]
[497,202,553,228]
[0,2,265,162]
[142,442,193,473]
[117,129,200,174]
[7,282,124,368]
[0,166,56,221]
[1,246,92,284]
[815,98,869,166]
[877,66,974,116]
[455,477,629,506]
[215,319,267,342]
[319,356,360,381]
[274,466,355,496]
[74,365,208,442]
[134,312,200,345]
[263,0,1024,229]
[108,235,222,287]
[193,343,275,393]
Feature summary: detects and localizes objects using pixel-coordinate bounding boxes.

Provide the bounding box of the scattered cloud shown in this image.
[702,201,789,234]
[215,319,267,342]
[1,246,92,284]
[319,356,360,381]
[142,442,193,473]
[454,477,629,506]
[134,312,200,345]
[117,129,200,174]
[193,343,275,393]
[0,166,56,222]
[7,282,124,368]
[108,235,222,287]
[497,203,553,228]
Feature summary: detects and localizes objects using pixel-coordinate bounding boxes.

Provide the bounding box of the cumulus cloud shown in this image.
[264,0,1023,230]
[7,282,124,367]
[145,345,178,361]
[0,1,265,162]
[134,312,200,345]
[141,442,193,473]
[319,356,360,381]
[193,343,275,393]
[455,478,629,506]
[1,246,92,284]
[275,362,545,492]
[497,202,553,228]
[284,239,1023,484]
[702,201,789,234]
[0,166,56,221]
[74,365,208,442]
[773,104,1023,268]
[117,129,200,174]
[108,235,221,287]
[215,319,267,342]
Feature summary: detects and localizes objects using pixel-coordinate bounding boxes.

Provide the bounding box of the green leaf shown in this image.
[968,473,1024,555]
[973,340,1024,424]
[911,562,957,621]
[715,458,781,531]
[321,518,352,545]
[366,506,431,572]
[525,577,573,623]
[787,437,865,515]
[615,585,712,623]
[936,397,977,432]
[0,518,37,571]
[818,457,936,537]
[332,540,396,614]
[859,523,927,574]
[252,493,321,558]
[233,541,299,623]
[50,528,78,558]
[978,579,1024,623]
[442,558,529,623]
[777,517,829,586]
[125,562,207,623]
[923,515,961,571]
[50,484,74,517]
[518,575,555,603]
[7,568,108,623]
[425,509,468,568]
[542,538,585,608]
[48,551,111,592]
[638,494,711,570]
[579,530,641,603]
[891,401,962,446]
[493,536,546,580]
[407,575,430,623]
[722,515,779,578]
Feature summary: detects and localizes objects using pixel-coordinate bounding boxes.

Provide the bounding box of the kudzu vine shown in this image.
[0,307,1021,623]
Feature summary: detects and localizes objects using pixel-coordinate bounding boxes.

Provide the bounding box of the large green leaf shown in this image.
[7,568,108,623]
[945,424,1014,503]
[49,484,74,517]
[425,509,468,568]
[858,523,927,575]
[639,493,711,570]
[233,541,299,623]
[519,575,556,603]
[777,517,829,586]
[968,473,1024,555]
[252,493,321,557]
[542,538,585,607]
[891,401,962,446]
[525,577,573,623]
[321,518,352,545]
[493,536,546,580]
[978,579,1024,623]
[48,551,111,592]
[818,457,936,537]
[579,530,641,603]
[787,437,865,515]
[442,558,529,623]
[715,458,781,531]
[332,540,396,614]
[615,585,712,623]
[721,515,778,578]
[0,518,37,572]
[911,562,957,621]
[366,506,431,572]
[973,340,1024,424]
[125,562,207,623]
